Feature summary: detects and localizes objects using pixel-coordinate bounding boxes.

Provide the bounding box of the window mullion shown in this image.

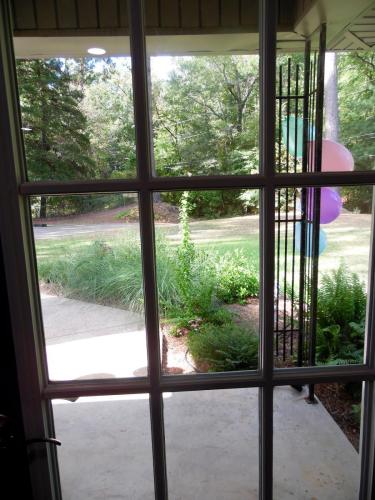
[0,1,60,498]
[259,1,277,499]
[128,1,168,499]
[359,188,375,499]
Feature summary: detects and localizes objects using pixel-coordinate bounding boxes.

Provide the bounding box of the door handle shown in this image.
[26,437,61,447]
[0,414,61,449]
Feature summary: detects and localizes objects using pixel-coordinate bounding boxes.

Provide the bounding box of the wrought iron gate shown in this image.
[274,25,326,398]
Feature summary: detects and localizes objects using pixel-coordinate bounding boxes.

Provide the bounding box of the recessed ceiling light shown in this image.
[87,47,106,55]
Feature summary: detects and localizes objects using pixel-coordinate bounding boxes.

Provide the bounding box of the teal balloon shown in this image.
[295,222,327,256]
[281,116,315,159]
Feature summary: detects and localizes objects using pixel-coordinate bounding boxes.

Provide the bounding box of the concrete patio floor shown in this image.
[42,296,360,499]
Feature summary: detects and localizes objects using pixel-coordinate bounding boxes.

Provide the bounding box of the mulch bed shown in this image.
[116,202,180,223]
[315,383,361,451]
[32,201,180,225]
[161,300,361,451]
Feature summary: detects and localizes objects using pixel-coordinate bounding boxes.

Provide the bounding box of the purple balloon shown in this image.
[306,187,342,224]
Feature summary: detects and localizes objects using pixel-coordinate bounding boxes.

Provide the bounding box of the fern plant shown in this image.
[317,264,366,331]
[316,264,366,364]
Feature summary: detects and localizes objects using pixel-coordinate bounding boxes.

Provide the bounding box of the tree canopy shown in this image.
[16,51,375,217]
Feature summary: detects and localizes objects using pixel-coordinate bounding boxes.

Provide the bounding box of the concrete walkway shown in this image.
[42,296,360,499]
[53,387,360,500]
[42,294,147,380]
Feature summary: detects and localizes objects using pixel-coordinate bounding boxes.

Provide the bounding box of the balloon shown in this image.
[306,187,342,224]
[295,221,327,256]
[308,139,354,172]
[281,116,315,159]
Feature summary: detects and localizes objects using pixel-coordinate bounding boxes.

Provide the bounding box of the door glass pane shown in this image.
[329,51,375,172]
[164,388,259,499]
[275,50,375,175]
[274,185,372,368]
[274,383,362,498]
[153,190,260,374]
[146,7,260,178]
[52,394,154,499]
[32,193,148,380]
[15,49,136,181]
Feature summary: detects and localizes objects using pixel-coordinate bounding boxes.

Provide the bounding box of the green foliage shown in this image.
[187,322,258,372]
[338,52,375,212]
[17,59,94,182]
[352,403,362,425]
[17,53,375,217]
[174,192,217,317]
[316,264,366,364]
[317,264,366,330]
[38,236,179,314]
[162,188,256,219]
[239,189,260,214]
[153,56,259,177]
[80,60,136,179]
[216,250,259,303]
[153,55,260,217]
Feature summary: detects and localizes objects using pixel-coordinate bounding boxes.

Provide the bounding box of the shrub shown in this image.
[216,249,259,303]
[317,264,366,331]
[173,191,218,318]
[38,235,181,314]
[316,264,366,364]
[187,322,258,372]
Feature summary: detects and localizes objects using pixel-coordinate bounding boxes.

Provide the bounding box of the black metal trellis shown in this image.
[274,26,326,392]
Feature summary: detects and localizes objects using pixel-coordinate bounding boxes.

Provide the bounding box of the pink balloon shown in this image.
[308,139,354,172]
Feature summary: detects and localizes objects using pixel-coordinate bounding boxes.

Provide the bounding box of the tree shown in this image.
[17,59,94,217]
[80,59,137,179]
[152,55,259,179]
[324,52,340,142]
[337,51,375,212]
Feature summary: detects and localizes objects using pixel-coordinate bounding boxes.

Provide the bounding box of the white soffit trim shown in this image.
[13,32,304,58]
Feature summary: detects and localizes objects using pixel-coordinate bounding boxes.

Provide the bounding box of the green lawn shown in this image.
[35,212,372,286]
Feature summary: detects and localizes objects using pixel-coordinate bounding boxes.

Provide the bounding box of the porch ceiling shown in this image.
[10,0,375,58]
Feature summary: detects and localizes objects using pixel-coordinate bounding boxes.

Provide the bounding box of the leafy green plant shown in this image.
[316,264,366,364]
[316,324,341,361]
[38,235,181,314]
[352,403,362,425]
[317,264,366,330]
[174,191,217,317]
[216,249,259,303]
[187,322,258,372]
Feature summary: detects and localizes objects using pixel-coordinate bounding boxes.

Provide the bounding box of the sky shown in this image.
[92,55,177,81]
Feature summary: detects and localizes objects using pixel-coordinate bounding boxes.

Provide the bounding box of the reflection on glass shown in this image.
[17,56,136,181]
[274,384,361,498]
[149,54,259,177]
[154,190,260,375]
[164,389,259,499]
[274,185,372,368]
[53,395,154,499]
[32,193,147,380]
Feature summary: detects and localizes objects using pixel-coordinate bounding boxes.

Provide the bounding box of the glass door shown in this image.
[1,1,375,499]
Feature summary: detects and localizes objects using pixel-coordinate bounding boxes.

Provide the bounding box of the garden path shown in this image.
[42,293,147,380]
[42,294,360,499]
[53,385,360,500]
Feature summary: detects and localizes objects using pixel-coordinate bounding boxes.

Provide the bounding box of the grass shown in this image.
[35,212,371,372]
[35,212,372,304]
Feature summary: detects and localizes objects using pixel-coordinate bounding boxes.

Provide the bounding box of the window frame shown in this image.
[0,0,375,499]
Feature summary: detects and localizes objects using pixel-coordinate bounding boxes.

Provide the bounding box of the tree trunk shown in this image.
[324,52,340,142]
[40,196,47,219]
[147,57,161,203]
